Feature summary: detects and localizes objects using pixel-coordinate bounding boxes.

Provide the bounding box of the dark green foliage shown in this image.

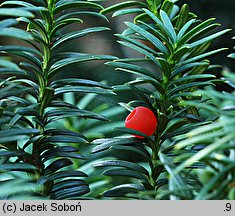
[0,0,234,200]
[92,0,231,199]
[0,0,115,199]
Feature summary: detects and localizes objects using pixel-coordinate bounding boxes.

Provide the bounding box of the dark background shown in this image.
[179,0,235,71]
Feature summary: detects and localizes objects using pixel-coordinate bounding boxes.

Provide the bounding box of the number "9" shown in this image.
[225,203,231,211]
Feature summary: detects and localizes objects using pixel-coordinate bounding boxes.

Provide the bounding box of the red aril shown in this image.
[125,106,157,138]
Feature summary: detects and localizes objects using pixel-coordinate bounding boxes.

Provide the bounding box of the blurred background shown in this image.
[181,0,235,72]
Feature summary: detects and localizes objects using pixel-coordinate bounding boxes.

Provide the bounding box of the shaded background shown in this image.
[180,0,235,71]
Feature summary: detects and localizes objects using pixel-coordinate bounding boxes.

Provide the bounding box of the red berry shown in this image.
[125,106,157,139]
